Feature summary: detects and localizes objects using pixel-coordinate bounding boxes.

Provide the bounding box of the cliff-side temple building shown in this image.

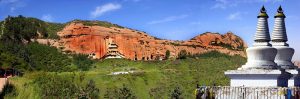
[104,38,125,59]
[225,6,297,87]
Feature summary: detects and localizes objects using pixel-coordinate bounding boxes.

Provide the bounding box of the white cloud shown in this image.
[123,0,141,2]
[211,0,229,9]
[132,0,141,2]
[211,0,284,9]
[190,21,201,25]
[90,3,121,18]
[147,15,188,25]
[42,14,54,22]
[0,0,19,4]
[273,0,284,3]
[0,0,26,13]
[227,12,242,20]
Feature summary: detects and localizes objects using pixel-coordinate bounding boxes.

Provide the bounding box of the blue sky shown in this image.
[0,0,299,60]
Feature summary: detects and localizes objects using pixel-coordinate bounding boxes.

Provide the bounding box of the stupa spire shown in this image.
[272,5,287,42]
[239,6,277,70]
[254,6,271,43]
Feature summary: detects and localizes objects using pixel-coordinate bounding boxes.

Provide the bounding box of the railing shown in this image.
[196,86,300,99]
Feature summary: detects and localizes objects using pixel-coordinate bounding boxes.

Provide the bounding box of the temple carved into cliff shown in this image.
[104,37,125,59]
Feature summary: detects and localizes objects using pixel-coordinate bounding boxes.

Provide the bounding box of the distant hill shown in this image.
[0,16,247,60]
[41,21,247,60]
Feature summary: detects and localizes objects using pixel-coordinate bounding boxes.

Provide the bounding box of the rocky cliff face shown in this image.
[43,21,247,60]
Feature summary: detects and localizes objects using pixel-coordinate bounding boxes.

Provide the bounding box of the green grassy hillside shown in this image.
[5,51,245,99]
[0,15,246,98]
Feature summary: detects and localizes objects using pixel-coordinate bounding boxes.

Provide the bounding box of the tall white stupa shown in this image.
[240,6,278,69]
[225,6,295,87]
[271,6,296,69]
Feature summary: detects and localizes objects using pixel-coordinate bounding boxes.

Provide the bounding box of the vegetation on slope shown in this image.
[0,42,95,72]
[0,15,48,42]
[45,22,65,39]
[70,19,124,28]
[0,15,66,40]
[4,51,246,98]
[0,16,95,72]
[0,15,246,98]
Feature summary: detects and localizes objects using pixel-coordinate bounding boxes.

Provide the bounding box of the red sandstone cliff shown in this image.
[42,21,247,60]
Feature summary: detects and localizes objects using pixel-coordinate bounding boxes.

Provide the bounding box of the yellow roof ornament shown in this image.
[258,6,269,18]
[275,6,286,18]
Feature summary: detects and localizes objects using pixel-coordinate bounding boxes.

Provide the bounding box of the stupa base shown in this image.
[225,69,293,87]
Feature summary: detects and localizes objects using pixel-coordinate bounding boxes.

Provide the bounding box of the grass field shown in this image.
[4,52,246,99]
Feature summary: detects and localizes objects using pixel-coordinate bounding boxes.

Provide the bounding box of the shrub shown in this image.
[177,50,187,59]
[165,50,170,60]
[0,83,18,98]
[34,73,79,98]
[104,84,136,99]
[72,54,95,71]
[1,15,48,42]
[34,73,100,99]
[78,80,100,99]
[45,22,65,39]
[170,87,182,99]
[26,42,74,72]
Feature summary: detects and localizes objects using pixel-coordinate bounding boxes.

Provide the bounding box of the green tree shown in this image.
[165,50,170,60]
[78,80,100,99]
[118,85,136,99]
[1,15,48,42]
[104,85,136,99]
[26,42,74,72]
[34,73,100,99]
[45,22,65,39]
[73,54,95,71]
[34,73,79,98]
[170,87,182,99]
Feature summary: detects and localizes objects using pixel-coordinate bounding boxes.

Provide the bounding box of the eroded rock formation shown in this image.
[39,21,247,60]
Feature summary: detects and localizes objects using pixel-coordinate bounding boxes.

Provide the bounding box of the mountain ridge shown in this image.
[38,21,247,60]
[0,16,247,60]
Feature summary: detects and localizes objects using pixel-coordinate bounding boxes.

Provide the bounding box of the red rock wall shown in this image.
[55,22,247,60]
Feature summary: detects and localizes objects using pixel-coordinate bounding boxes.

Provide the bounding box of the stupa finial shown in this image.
[278,5,283,13]
[261,6,266,13]
[275,5,286,18]
[258,6,269,18]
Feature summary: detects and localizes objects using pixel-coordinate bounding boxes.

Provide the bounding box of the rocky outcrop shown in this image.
[294,61,300,67]
[40,21,247,60]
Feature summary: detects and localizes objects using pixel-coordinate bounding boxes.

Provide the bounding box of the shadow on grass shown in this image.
[0,83,17,98]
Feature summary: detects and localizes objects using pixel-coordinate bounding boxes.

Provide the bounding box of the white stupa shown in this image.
[271,6,296,69]
[225,6,295,87]
[240,6,278,69]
